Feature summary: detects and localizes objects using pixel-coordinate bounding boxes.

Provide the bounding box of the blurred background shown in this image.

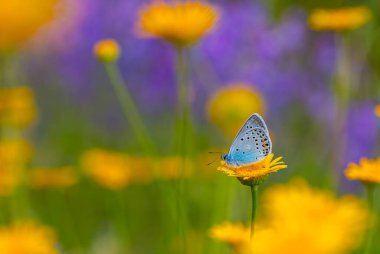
[0,0,379,253]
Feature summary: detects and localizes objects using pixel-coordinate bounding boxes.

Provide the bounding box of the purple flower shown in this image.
[27,0,332,124]
[340,102,378,192]
[344,102,378,164]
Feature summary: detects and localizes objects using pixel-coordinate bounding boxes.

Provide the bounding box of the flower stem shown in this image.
[329,34,350,190]
[175,46,190,254]
[103,62,155,155]
[250,184,258,240]
[364,184,375,254]
[104,59,178,252]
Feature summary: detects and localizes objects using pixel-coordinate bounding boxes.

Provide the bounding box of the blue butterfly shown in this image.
[222,113,272,166]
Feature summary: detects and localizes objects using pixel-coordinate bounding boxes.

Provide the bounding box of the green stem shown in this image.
[329,34,351,190]
[10,183,30,220]
[44,190,79,250]
[60,189,83,250]
[364,184,375,254]
[9,142,31,221]
[206,177,233,253]
[250,184,258,240]
[176,48,189,122]
[104,61,177,252]
[103,62,155,155]
[102,189,131,252]
[175,47,190,254]
[115,190,132,251]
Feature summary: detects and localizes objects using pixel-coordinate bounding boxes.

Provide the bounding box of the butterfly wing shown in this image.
[226,114,272,165]
[235,113,269,137]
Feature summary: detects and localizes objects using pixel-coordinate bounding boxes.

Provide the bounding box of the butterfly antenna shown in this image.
[208,151,222,154]
[207,157,219,166]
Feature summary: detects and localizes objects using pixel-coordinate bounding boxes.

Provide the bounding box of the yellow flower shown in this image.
[128,156,153,184]
[374,105,380,117]
[308,7,371,31]
[207,84,265,139]
[93,39,120,63]
[81,150,211,186]
[209,222,250,248]
[28,166,78,189]
[345,157,380,184]
[215,180,370,254]
[218,154,287,182]
[0,221,58,254]
[155,156,193,180]
[246,179,370,254]
[0,0,59,52]
[0,139,33,164]
[0,86,38,129]
[0,139,33,196]
[81,149,133,190]
[137,0,219,47]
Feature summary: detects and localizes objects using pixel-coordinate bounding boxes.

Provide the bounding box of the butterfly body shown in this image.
[222,113,272,166]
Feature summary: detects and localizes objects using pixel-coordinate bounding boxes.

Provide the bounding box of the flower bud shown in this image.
[94,39,120,63]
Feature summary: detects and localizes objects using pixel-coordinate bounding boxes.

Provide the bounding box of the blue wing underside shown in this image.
[226,114,272,166]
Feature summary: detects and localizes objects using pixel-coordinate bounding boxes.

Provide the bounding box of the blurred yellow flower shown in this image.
[214,180,370,254]
[155,156,193,180]
[81,152,197,183]
[0,221,57,254]
[81,149,133,190]
[374,105,380,117]
[308,7,371,31]
[28,166,78,189]
[0,139,33,164]
[246,179,370,254]
[218,154,286,182]
[128,156,153,184]
[94,39,120,63]
[0,0,59,52]
[207,84,265,139]
[137,0,219,47]
[209,222,250,249]
[345,157,380,184]
[0,86,38,129]
[0,139,33,196]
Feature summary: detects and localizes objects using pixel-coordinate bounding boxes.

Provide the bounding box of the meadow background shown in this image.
[0,0,380,253]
